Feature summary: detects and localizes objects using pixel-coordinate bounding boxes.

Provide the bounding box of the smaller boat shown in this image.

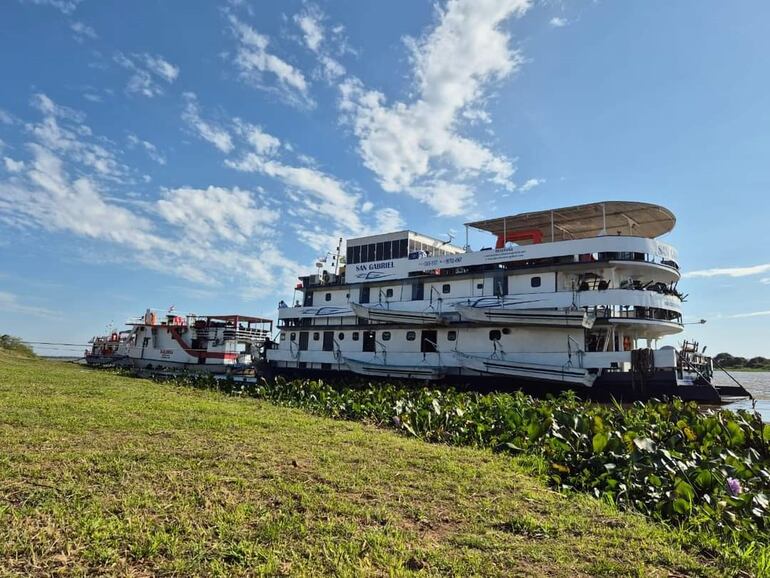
[343,356,445,380]
[350,302,446,324]
[456,303,595,328]
[456,352,597,387]
[84,331,130,367]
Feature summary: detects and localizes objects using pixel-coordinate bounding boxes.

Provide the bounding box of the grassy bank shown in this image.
[0,353,726,576]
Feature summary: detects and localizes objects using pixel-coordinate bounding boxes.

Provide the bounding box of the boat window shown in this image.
[406,331,416,341]
[280,333,286,341]
[325,293,332,301]
[290,332,296,341]
[476,283,484,290]
[399,238,408,258]
[313,332,320,341]
[359,286,370,304]
[502,328,511,335]
[531,276,541,288]
[346,246,353,266]
[447,330,457,341]
[338,332,345,340]
[368,243,376,262]
[376,242,384,261]
[352,245,361,264]
[442,283,451,294]
[352,332,359,341]
[383,242,392,260]
[385,288,393,298]
[382,331,391,341]
[489,329,502,341]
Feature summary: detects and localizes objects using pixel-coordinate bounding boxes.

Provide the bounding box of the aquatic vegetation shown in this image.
[163,373,770,572]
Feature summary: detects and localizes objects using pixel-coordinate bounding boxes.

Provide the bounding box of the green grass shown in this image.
[0,353,724,576]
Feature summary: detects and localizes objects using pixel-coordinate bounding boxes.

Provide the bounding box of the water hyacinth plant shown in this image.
[157,373,770,574]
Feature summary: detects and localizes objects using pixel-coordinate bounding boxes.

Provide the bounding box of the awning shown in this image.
[465,201,675,243]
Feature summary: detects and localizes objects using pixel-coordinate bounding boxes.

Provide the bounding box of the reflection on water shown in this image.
[714,372,770,420]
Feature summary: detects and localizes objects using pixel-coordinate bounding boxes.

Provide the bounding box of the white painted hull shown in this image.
[343,356,444,380]
[456,352,596,387]
[350,302,445,324]
[456,304,595,328]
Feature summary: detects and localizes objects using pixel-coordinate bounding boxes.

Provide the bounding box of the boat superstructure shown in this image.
[123,309,272,374]
[85,330,130,366]
[266,201,748,402]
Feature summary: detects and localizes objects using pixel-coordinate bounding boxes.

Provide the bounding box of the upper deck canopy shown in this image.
[465,201,675,244]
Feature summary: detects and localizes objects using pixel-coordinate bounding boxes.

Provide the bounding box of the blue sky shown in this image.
[0,0,768,357]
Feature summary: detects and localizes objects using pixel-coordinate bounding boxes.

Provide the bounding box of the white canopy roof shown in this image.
[465,201,675,243]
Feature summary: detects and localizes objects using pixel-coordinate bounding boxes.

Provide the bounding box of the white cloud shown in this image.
[728,310,770,319]
[293,4,346,81]
[234,119,281,155]
[184,93,404,249]
[227,155,363,232]
[127,134,166,165]
[115,53,179,98]
[182,93,234,153]
[519,177,544,191]
[0,94,304,292]
[0,291,59,318]
[339,0,530,215]
[19,0,81,14]
[684,263,770,279]
[295,7,324,52]
[157,186,278,244]
[0,109,14,125]
[3,157,25,173]
[27,93,126,181]
[70,21,97,42]
[549,17,568,27]
[228,15,312,107]
[375,207,405,233]
[760,277,770,285]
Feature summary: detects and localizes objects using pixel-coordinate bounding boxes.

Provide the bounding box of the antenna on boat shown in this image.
[334,237,343,274]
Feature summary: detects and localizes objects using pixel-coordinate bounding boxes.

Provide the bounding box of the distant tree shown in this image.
[747,356,770,369]
[0,335,35,357]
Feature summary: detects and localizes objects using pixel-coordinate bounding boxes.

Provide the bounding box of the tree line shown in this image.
[713,352,770,370]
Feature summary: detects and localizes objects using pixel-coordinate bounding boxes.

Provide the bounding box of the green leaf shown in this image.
[672,498,690,515]
[674,480,695,501]
[592,432,609,453]
[763,424,770,443]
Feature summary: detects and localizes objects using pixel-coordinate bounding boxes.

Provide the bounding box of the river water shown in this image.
[714,372,770,419]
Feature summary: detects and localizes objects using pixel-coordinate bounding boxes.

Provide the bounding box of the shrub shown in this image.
[0,334,35,357]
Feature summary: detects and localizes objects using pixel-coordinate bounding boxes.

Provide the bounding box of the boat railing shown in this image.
[373,339,388,364]
[223,328,271,342]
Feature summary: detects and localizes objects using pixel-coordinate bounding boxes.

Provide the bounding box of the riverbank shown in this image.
[0,352,726,576]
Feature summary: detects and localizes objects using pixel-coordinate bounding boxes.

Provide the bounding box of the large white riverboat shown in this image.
[266,202,749,402]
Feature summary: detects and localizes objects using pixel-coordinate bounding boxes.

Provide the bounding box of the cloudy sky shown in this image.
[0,0,768,356]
